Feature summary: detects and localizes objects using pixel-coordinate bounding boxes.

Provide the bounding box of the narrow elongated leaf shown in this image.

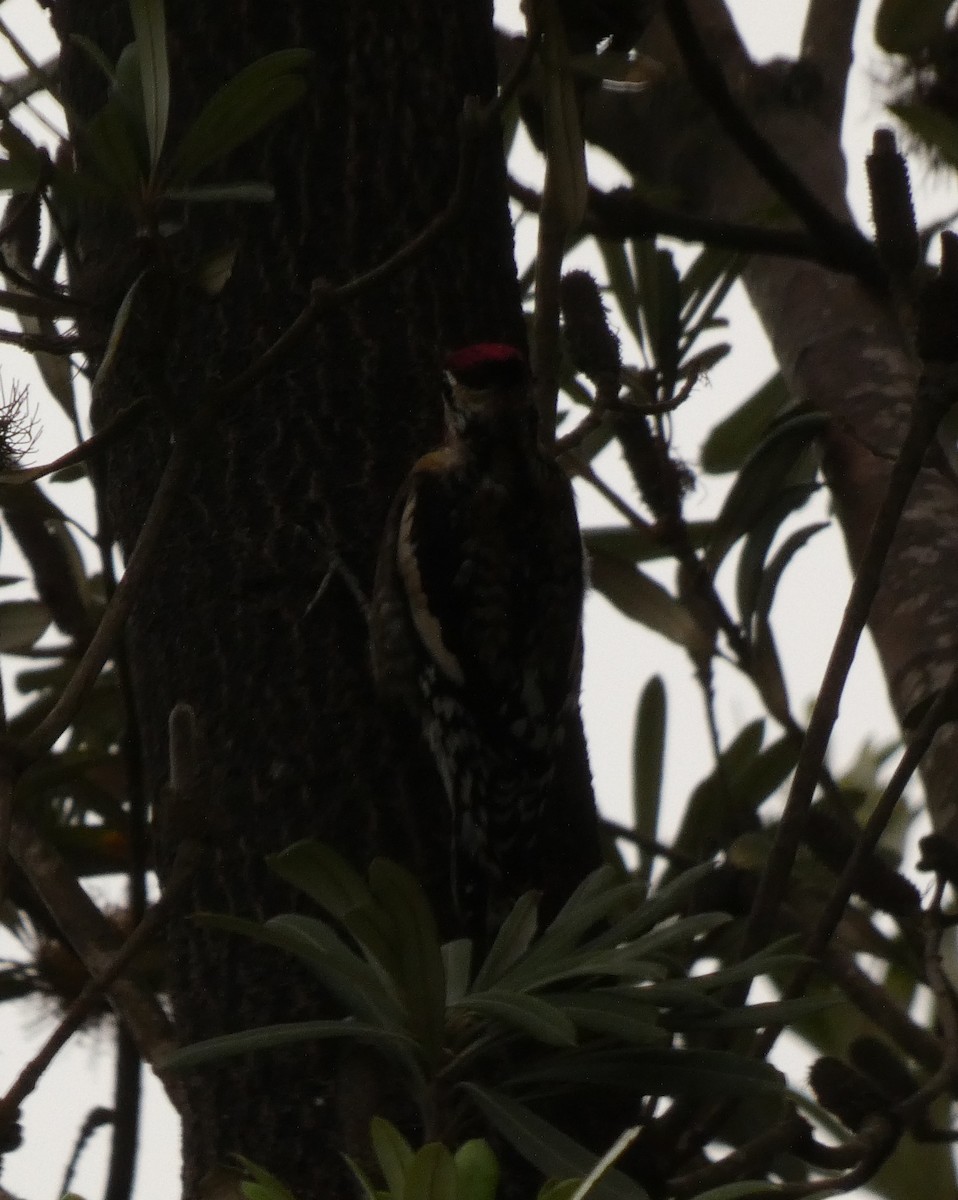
[234,1157,297,1200]
[162,1018,414,1070]
[0,599,50,652]
[550,991,666,1043]
[442,938,472,1006]
[453,1140,499,1200]
[585,522,712,565]
[668,994,840,1031]
[268,840,372,918]
[570,1127,642,1200]
[371,1117,414,1198]
[129,0,169,170]
[90,272,146,399]
[81,97,145,196]
[406,1144,456,1200]
[753,522,830,628]
[597,239,642,346]
[369,858,446,1064]
[632,676,665,875]
[463,1086,651,1200]
[735,485,818,630]
[166,50,314,184]
[700,374,790,475]
[472,891,540,990]
[705,412,826,572]
[588,860,718,950]
[457,990,578,1046]
[590,551,711,654]
[200,912,405,1029]
[505,869,643,986]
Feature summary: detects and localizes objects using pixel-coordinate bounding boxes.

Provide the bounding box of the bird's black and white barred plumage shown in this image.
[370,344,585,930]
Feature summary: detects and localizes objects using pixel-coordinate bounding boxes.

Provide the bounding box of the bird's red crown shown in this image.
[444,343,527,391]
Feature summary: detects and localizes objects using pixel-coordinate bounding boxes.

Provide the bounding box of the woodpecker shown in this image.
[370,343,586,931]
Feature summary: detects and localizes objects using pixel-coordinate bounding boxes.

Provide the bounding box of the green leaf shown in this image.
[632,675,666,877]
[704,411,826,572]
[82,93,146,197]
[368,857,446,1064]
[700,374,790,475]
[588,861,719,951]
[678,247,743,362]
[890,102,958,171]
[876,0,953,54]
[735,485,819,630]
[166,49,314,185]
[507,868,642,982]
[371,1117,414,1199]
[456,990,578,1047]
[343,1155,380,1200]
[569,1127,641,1200]
[69,34,119,86]
[590,551,712,654]
[669,994,840,1031]
[129,0,169,170]
[234,1157,297,1200]
[472,891,540,990]
[462,1087,650,1200]
[754,522,830,631]
[162,1018,414,1070]
[406,1144,456,1200]
[442,938,473,1006]
[0,599,51,652]
[597,239,642,347]
[585,521,713,565]
[550,991,666,1044]
[200,911,405,1030]
[454,1140,499,1200]
[91,272,147,399]
[268,840,373,917]
[636,245,681,378]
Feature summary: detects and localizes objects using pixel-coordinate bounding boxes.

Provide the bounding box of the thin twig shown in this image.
[743,365,956,959]
[0,326,86,354]
[0,400,146,486]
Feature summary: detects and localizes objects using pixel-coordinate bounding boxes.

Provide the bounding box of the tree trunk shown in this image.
[49,2,599,1194]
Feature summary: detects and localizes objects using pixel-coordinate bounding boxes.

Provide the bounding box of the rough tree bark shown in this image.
[48,2,599,1195]
[583,0,958,840]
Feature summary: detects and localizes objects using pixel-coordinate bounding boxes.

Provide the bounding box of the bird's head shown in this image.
[442,343,535,442]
